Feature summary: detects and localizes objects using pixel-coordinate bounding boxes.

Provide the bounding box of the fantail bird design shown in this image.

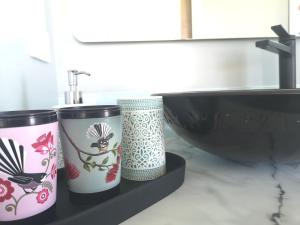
[87,122,114,152]
[0,138,46,193]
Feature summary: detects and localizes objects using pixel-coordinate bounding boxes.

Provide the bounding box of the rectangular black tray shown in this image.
[3,152,185,225]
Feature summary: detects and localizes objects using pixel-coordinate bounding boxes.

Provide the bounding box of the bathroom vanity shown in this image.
[122,130,300,225]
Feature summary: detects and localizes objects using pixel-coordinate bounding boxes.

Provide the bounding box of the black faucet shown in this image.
[256,25,296,89]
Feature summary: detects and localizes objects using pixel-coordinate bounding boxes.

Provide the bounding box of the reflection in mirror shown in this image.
[192,0,288,39]
[72,0,288,42]
[72,0,182,42]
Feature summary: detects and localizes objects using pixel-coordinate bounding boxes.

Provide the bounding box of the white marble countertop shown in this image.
[121,133,300,225]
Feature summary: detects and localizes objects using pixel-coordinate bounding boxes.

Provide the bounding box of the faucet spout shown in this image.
[255,25,296,89]
[255,40,292,54]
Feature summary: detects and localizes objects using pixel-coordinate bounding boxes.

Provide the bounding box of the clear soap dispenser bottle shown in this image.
[64,70,91,104]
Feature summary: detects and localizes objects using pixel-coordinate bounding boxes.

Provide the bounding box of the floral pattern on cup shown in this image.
[0,179,14,202]
[106,145,122,183]
[61,122,121,183]
[50,164,57,180]
[0,132,56,216]
[32,132,55,155]
[65,160,80,180]
[36,189,49,204]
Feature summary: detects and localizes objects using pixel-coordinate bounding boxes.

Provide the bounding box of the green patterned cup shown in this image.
[117,97,166,181]
[58,106,122,194]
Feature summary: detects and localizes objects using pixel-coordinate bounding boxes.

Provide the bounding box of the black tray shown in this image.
[4,152,185,225]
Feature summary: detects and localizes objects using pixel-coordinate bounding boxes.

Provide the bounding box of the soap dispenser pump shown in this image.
[64,70,91,104]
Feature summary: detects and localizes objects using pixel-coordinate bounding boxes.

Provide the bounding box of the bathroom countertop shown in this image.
[121,134,300,225]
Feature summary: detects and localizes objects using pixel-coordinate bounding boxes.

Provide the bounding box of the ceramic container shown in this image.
[58,105,122,194]
[118,97,166,181]
[0,110,58,221]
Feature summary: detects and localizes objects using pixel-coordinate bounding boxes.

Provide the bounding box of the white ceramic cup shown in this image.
[118,96,166,181]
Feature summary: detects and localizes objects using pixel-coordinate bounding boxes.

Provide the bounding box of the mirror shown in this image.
[192,0,288,39]
[72,0,182,42]
[72,0,289,43]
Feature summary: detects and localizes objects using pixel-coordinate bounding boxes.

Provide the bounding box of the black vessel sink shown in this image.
[155,25,299,163]
[155,89,300,162]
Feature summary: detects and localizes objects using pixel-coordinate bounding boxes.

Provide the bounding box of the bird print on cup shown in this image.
[0,139,45,193]
[61,122,121,182]
[0,132,56,216]
[87,123,114,152]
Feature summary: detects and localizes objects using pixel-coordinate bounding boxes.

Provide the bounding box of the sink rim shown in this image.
[153,88,300,97]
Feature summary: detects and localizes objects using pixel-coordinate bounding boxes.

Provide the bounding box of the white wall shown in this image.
[2,0,299,111]
[49,0,300,106]
[0,0,58,111]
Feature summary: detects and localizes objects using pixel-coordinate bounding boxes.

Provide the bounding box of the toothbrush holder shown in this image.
[58,105,122,194]
[118,96,166,181]
[0,110,58,221]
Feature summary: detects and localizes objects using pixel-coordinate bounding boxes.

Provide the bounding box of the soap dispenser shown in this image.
[64,70,91,104]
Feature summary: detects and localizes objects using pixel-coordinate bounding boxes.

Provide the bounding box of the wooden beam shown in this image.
[181,0,192,39]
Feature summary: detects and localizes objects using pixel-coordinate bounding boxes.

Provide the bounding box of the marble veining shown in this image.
[270,159,285,225]
[121,129,300,225]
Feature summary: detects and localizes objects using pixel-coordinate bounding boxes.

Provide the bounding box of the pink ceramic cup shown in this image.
[0,110,58,221]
